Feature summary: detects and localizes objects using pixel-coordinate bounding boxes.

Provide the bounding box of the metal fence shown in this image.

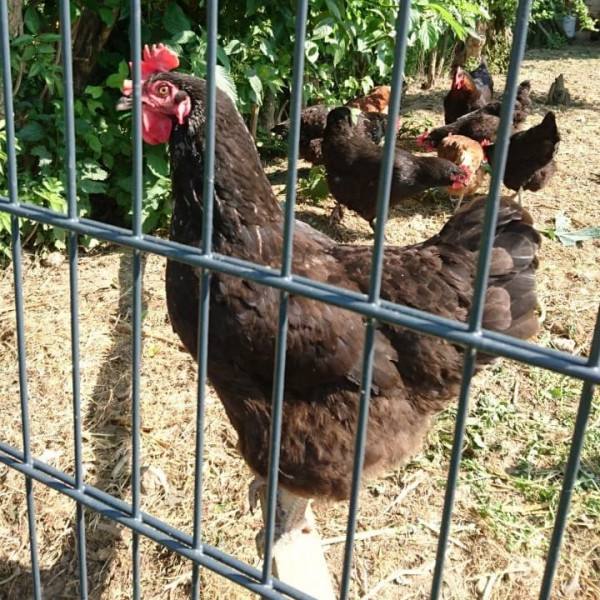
[1,0,599,599]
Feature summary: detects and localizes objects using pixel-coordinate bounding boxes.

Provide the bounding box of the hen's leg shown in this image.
[249,477,314,557]
[328,203,345,225]
[510,188,524,206]
[249,477,335,599]
[453,192,465,213]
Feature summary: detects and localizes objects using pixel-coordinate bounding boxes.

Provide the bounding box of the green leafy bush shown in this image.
[1,0,506,258]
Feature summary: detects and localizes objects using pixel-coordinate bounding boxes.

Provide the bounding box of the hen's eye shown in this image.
[157,84,170,96]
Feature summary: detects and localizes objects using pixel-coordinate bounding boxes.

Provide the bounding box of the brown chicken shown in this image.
[421,80,531,150]
[272,104,389,165]
[485,111,560,205]
[116,45,541,548]
[444,58,494,124]
[322,106,468,229]
[436,135,488,211]
[346,85,392,114]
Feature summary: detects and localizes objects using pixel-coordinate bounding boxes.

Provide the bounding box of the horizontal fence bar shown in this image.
[0,441,317,600]
[1,198,598,385]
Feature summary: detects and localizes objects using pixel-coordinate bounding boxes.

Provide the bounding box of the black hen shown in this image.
[486,111,560,205]
[423,81,531,150]
[272,104,388,165]
[117,69,541,509]
[444,58,494,124]
[322,106,467,228]
[470,58,494,99]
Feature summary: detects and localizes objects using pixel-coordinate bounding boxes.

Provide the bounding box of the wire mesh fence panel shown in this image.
[1,1,599,600]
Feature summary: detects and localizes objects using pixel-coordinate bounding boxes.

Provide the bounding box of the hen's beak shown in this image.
[116,96,133,111]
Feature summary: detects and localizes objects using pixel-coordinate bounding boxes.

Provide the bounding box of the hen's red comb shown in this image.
[140,44,179,78]
[122,44,179,95]
[416,130,435,151]
[416,131,429,147]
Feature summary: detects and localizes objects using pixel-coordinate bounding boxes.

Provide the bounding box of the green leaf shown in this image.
[98,7,116,27]
[21,45,35,61]
[0,211,10,234]
[31,145,52,159]
[216,65,238,104]
[28,62,42,79]
[246,70,263,103]
[325,0,343,21]
[85,85,104,99]
[24,7,41,34]
[146,149,170,179]
[312,20,334,40]
[333,44,345,67]
[429,3,467,38]
[106,61,129,89]
[86,100,104,115]
[80,179,107,195]
[305,41,319,64]
[38,33,62,43]
[17,122,46,142]
[81,163,108,181]
[171,30,197,44]
[224,39,243,55]
[85,134,102,155]
[164,3,191,35]
[556,227,600,247]
[11,35,34,47]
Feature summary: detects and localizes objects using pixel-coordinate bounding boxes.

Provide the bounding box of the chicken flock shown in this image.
[117,45,554,558]
[272,58,559,230]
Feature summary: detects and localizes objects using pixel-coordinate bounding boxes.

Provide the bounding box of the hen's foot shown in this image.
[328,204,345,225]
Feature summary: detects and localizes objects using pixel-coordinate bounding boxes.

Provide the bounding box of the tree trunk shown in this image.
[0,0,23,117]
[71,7,119,93]
[259,87,276,133]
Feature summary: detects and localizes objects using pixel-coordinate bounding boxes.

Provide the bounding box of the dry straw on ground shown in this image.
[1,44,599,599]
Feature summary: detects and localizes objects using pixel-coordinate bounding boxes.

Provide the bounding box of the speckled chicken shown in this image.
[436,135,488,211]
[485,111,560,205]
[117,46,541,543]
[322,106,468,228]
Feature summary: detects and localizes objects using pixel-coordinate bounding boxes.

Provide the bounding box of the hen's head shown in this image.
[416,131,435,152]
[325,106,357,133]
[449,165,472,189]
[451,67,466,90]
[117,44,192,145]
[118,74,194,145]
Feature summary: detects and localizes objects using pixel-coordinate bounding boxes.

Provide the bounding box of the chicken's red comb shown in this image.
[416,131,430,147]
[122,44,180,96]
[140,44,179,78]
[417,131,435,152]
[480,138,491,147]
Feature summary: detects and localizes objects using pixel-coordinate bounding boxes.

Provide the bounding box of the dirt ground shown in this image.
[1,44,599,599]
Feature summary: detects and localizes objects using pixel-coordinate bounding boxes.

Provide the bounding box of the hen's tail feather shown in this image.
[437,195,541,342]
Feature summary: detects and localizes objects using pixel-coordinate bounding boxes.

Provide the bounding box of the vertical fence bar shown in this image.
[129,1,143,597]
[430,1,533,597]
[538,305,600,599]
[58,0,88,596]
[0,5,42,598]
[190,0,219,597]
[339,3,411,598]
[260,0,310,584]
